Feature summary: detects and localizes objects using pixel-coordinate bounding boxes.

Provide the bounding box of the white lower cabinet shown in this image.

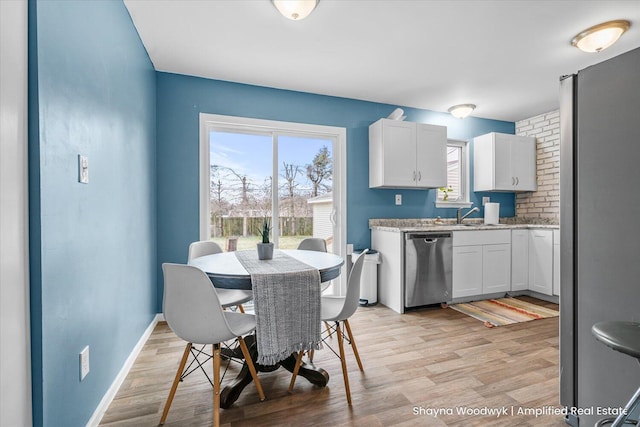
[374,227,558,311]
[482,244,511,294]
[511,230,529,291]
[452,230,511,299]
[371,229,404,313]
[528,230,553,295]
[452,246,483,298]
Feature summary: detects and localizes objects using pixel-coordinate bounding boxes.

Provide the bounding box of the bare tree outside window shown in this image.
[306,146,332,197]
[281,162,301,235]
[209,131,333,250]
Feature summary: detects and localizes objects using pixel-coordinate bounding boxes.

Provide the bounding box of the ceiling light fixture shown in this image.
[272,0,318,21]
[448,104,476,119]
[571,20,630,53]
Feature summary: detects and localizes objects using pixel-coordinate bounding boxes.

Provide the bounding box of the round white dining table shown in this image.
[187,248,345,408]
[188,249,344,290]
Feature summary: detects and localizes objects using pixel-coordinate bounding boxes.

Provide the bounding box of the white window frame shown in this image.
[199,113,348,294]
[435,139,472,209]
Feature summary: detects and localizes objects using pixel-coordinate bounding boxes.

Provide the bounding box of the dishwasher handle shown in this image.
[405,232,452,240]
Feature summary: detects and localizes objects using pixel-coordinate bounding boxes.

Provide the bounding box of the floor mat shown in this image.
[449,297,559,328]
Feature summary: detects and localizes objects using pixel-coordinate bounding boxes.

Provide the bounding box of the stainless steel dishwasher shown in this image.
[404,232,452,308]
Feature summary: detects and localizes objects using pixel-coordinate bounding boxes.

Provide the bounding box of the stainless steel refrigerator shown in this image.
[560,47,640,426]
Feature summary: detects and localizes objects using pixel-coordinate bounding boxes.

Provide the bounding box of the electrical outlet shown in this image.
[395,194,402,205]
[482,196,490,206]
[78,155,89,184]
[80,346,90,380]
[346,244,354,255]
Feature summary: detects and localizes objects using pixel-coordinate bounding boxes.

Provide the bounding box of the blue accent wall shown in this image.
[26,1,518,422]
[156,73,514,307]
[29,1,157,425]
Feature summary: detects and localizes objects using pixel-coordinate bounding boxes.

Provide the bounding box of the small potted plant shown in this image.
[256,219,274,260]
[439,186,454,201]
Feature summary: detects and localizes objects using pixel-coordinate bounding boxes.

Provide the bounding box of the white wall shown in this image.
[0,0,32,426]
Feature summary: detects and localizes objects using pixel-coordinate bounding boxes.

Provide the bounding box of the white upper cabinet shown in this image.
[473,132,537,192]
[415,123,447,188]
[369,119,447,189]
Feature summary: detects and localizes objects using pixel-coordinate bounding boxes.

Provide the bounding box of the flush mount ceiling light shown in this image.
[272,0,318,21]
[448,104,476,119]
[571,20,630,53]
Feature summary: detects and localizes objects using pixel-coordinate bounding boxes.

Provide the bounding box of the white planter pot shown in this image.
[256,242,274,260]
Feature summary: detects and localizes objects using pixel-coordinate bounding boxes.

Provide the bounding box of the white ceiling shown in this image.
[124,0,640,122]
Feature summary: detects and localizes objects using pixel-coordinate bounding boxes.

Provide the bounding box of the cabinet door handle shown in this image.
[413,171,416,181]
[512,177,515,185]
[418,171,422,181]
[516,177,519,186]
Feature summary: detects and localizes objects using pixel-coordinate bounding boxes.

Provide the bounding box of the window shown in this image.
[436,139,472,208]
[207,131,334,251]
[199,113,348,295]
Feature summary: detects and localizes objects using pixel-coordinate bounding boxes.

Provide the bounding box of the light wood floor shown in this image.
[100,297,566,426]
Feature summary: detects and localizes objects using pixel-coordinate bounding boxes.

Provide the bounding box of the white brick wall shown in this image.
[515,110,560,222]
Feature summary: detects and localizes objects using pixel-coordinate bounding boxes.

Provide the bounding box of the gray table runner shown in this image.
[235,250,321,365]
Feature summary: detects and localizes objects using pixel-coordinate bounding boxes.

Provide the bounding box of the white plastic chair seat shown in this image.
[217,289,253,308]
[321,296,347,321]
[223,311,257,338]
[183,311,257,345]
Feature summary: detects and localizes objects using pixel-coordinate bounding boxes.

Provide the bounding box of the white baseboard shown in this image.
[86,313,163,427]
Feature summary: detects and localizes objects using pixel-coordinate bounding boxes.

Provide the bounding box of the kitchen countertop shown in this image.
[369,218,559,232]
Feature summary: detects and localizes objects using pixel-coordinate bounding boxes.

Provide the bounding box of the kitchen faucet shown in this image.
[457,206,480,224]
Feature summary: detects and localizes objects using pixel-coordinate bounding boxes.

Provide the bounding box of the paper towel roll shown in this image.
[484,202,499,225]
[387,108,404,120]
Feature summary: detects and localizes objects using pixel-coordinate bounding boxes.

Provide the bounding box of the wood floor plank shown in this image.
[100,298,566,426]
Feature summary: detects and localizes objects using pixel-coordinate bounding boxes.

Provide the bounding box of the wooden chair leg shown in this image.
[343,319,364,372]
[238,304,245,313]
[288,351,305,393]
[213,344,221,427]
[324,321,333,338]
[160,342,192,425]
[335,322,352,405]
[238,337,265,401]
[308,349,314,363]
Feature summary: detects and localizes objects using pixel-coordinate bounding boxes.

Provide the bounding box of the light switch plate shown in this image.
[80,345,90,380]
[78,155,89,184]
[395,194,402,205]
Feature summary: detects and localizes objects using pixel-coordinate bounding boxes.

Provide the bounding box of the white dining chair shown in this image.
[188,240,253,312]
[160,263,265,427]
[288,249,368,405]
[297,237,332,335]
[297,238,332,295]
[297,237,327,252]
